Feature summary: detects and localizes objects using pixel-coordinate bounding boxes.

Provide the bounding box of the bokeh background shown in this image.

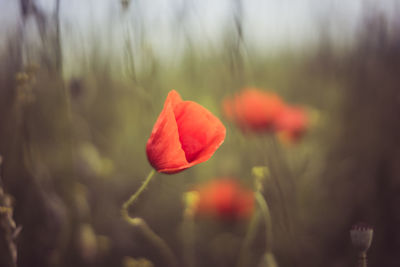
[0,0,400,267]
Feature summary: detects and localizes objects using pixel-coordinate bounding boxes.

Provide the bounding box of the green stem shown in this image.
[269,136,301,266]
[264,136,293,238]
[237,191,273,267]
[182,214,196,267]
[255,191,273,250]
[131,218,178,267]
[236,210,261,267]
[121,169,156,225]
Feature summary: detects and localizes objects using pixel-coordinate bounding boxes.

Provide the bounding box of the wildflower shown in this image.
[222,88,284,133]
[146,90,226,174]
[275,106,308,144]
[189,178,254,220]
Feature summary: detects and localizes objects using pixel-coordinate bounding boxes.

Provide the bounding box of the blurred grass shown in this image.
[0,2,400,267]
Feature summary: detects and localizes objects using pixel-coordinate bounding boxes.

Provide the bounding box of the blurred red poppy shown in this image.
[146,90,226,174]
[275,106,308,144]
[191,178,254,220]
[222,88,285,133]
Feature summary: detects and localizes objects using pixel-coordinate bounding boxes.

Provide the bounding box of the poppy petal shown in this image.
[192,178,254,220]
[223,89,285,132]
[173,101,226,164]
[275,106,308,143]
[167,89,183,108]
[146,92,188,173]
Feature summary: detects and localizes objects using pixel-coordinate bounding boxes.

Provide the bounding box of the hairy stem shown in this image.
[121,169,156,225]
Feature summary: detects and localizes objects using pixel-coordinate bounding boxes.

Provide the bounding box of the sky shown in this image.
[0,0,399,67]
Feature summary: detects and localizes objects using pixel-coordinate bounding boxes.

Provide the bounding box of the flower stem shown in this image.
[255,191,273,250]
[237,189,273,267]
[131,217,178,267]
[236,210,261,267]
[357,252,367,267]
[121,169,156,225]
[182,213,196,267]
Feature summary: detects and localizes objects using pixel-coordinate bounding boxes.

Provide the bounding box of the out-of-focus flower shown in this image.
[275,106,308,144]
[146,90,226,174]
[186,178,254,220]
[222,88,285,133]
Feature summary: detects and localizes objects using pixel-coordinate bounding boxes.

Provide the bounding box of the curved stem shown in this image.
[236,210,261,267]
[264,137,292,231]
[121,169,156,225]
[255,191,273,250]
[131,218,178,267]
[237,191,273,267]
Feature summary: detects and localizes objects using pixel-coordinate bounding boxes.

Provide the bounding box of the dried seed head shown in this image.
[350,223,373,252]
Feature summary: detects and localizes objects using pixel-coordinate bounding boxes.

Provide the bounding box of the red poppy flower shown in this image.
[191,178,254,220]
[146,90,226,174]
[222,88,285,133]
[275,106,308,144]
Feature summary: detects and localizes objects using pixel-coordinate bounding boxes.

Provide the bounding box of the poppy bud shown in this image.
[146,90,226,174]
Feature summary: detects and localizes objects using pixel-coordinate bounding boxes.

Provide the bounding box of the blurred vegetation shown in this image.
[0,1,399,267]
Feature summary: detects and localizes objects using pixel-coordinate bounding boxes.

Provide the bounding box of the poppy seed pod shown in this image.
[350,223,373,252]
[146,90,226,174]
